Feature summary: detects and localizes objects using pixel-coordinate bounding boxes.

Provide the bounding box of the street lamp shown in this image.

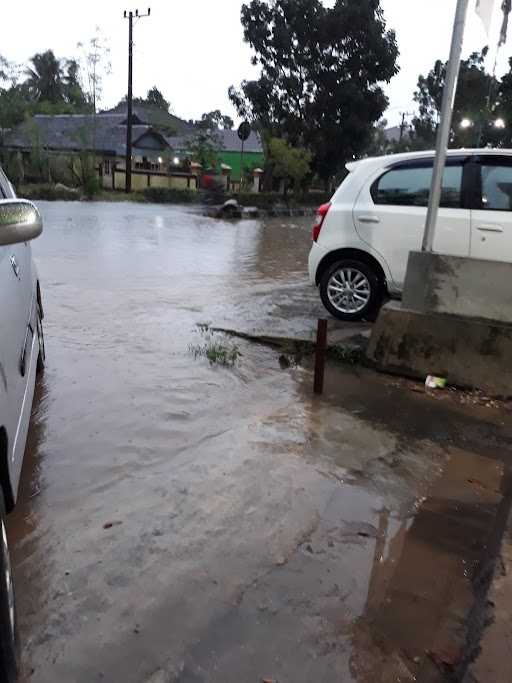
[460,118,473,129]
[494,118,506,129]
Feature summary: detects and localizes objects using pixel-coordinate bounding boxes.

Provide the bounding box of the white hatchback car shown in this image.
[0,166,44,682]
[309,149,512,320]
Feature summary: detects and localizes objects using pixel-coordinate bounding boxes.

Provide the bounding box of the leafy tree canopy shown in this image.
[197,110,234,130]
[267,136,312,192]
[229,0,399,181]
[146,86,171,112]
[407,49,507,150]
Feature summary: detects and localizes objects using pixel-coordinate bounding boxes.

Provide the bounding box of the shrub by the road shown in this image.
[18,183,81,201]
[143,187,197,204]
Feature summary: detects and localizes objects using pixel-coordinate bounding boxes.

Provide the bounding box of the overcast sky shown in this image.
[1,0,509,127]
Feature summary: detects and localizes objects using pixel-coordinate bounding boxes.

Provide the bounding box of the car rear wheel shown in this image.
[319,259,382,321]
[0,490,19,683]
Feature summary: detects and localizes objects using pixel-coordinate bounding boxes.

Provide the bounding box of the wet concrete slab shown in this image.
[6,202,512,682]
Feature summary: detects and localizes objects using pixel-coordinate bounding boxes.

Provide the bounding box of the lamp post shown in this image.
[422,0,470,252]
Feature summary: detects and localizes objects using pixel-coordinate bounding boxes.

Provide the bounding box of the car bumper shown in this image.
[308,242,328,285]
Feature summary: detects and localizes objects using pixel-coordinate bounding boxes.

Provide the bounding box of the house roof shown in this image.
[165,129,263,154]
[217,129,263,153]
[101,103,194,135]
[5,114,170,156]
[5,113,264,158]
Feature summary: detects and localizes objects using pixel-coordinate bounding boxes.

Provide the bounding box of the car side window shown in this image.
[372,163,463,209]
[480,163,512,211]
[0,167,14,199]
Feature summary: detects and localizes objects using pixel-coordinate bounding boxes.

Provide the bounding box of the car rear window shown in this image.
[371,162,463,209]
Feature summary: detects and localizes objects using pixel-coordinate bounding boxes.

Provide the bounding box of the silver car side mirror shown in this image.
[0,199,43,246]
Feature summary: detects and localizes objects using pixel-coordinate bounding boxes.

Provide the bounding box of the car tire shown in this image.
[36,304,45,375]
[0,490,19,683]
[319,259,382,322]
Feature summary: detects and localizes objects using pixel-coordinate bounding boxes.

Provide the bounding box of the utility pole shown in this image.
[422,0,469,252]
[123,8,151,193]
[399,112,413,141]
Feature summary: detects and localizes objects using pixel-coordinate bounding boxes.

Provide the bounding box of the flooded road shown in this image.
[8,201,512,682]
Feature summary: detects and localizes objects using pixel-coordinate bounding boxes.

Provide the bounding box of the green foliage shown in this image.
[142,187,197,203]
[229,0,398,181]
[189,341,241,366]
[186,128,223,168]
[189,327,241,367]
[25,50,65,102]
[410,49,503,150]
[197,110,234,130]
[144,86,171,112]
[267,137,312,192]
[328,344,365,365]
[17,183,81,201]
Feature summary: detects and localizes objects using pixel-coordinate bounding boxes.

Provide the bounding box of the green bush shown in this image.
[83,175,101,198]
[17,183,81,201]
[142,187,198,204]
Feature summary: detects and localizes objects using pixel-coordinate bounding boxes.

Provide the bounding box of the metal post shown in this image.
[239,138,245,192]
[422,0,470,252]
[125,11,134,194]
[314,319,328,395]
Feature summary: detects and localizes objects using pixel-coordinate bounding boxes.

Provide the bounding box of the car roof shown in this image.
[346,148,512,173]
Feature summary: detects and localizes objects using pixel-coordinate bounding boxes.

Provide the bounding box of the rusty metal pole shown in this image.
[314,319,328,395]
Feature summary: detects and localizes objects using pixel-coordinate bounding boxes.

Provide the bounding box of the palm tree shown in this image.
[26,50,64,103]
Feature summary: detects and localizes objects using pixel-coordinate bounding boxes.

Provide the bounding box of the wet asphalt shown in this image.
[7,201,512,683]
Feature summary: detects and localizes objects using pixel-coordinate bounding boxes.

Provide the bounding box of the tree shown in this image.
[63,59,88,110]
[77,28,111,113]
[186,128,223,169]
[267,137,312,193]
[411,49,500,149]
[145,86,170,112]
[198,110,234,130]
[26,50,64,103]
[229,0,398,183]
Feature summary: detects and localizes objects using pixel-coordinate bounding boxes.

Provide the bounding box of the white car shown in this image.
[0,166,44,682]
[309,149,512,320]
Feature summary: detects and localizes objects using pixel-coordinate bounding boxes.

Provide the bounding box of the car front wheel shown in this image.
[0,491,19,683]
[319,259,382,321]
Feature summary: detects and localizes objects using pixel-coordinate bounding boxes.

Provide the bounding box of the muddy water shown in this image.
[8,202,512,682]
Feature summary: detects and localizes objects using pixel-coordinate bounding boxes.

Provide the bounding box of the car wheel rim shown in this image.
[327,267,371,314]
[1,519,15,639]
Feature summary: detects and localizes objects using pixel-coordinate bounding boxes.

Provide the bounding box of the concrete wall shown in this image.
[403,251,512,325]
[113,170,197,192]
[368,302,512,397]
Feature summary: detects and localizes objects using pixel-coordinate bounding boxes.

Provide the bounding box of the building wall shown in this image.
[113,169,198,192]
[216,150,264,182]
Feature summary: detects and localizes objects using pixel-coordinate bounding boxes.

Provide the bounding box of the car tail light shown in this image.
[312,202,331,242]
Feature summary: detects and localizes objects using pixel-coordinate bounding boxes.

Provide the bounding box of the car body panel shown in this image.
[0,167,41,504]
[470,155,512,262]
[309,149,512,297]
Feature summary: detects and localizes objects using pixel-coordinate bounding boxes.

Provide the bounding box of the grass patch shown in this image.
[189,325,240,366]
[189,341,241,366]
[18,183,81,201]
[142,187,197,204]
[328,344,366,366]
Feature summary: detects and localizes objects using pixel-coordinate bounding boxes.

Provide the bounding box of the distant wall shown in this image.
[217,150,264,182]
[112,169,198,192]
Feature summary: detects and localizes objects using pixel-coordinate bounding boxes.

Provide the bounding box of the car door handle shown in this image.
[357,215,381,224]
[476,224,503,233]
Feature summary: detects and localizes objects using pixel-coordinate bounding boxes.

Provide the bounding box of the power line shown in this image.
[123,8,151,194]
